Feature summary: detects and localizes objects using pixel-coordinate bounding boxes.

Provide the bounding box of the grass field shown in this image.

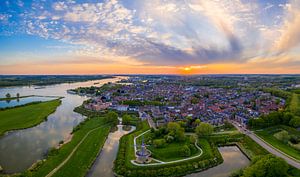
[52,125,110,177]
[289,93,300,116]
[0,99,61,136]
[255,126,300,161]
[24,116,111,177]
[147,137,200,162]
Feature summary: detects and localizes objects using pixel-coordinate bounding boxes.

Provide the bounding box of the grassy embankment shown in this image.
[210,131,300,177]
[136,131,201,162]
[147,138,200,162]
[114,121,223,177]
[254,92,300,161]
[255,126,300,161]
[0,99,61,136]
[289,93,300,118]
[19,108,112,177]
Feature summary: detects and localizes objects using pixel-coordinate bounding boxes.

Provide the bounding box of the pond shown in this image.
[0,96,58,108]
[186,146,250,177]
[0,76,126,173]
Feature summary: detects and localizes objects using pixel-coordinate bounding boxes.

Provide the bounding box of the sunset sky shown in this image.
[0,0,300,74]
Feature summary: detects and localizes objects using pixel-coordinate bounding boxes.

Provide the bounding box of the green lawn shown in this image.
[147,138,200,162]
[24,116,111,177]
[255,127,300,161]
[52,125,110,177]
[0,99,61,136]
[125,121,150,168]
[289,93,300,116]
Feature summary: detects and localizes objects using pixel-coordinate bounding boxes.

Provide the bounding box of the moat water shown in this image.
[0,77,125,173]
[186,146,250,177]
[86,124,136,177]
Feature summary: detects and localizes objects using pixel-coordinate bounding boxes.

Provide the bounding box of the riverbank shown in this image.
[0,95,33,101]
[87,124,136,177]
[0,75,115,88]
[0,99,62,137]
[13,111,113,177]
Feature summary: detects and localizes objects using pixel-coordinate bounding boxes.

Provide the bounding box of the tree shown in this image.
[16,93,20,98]
[122,114,131,125]
[195,123,213,137]
[5,93,11,99]
[242,155,288,177]
[105,111,119,126]
[282,112,293,125]
[167,122,186,142]
[194,119,201,126]
[289,117,300,128]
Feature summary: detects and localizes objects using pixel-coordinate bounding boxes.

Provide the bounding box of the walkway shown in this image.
[131,130,203,166]
[230,120,300,169]
[45,125,108,177]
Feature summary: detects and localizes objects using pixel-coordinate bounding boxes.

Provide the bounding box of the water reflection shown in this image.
[87,125,136,177]
[0,96,57,108]
[186,146,250,177]
[0,77,126,173]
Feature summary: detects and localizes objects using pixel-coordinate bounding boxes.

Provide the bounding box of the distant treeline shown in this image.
[0,75,114,87]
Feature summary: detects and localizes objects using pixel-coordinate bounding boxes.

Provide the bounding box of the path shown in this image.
[45,125,108,177]
[131,130,203,166]
[230,120,300,169]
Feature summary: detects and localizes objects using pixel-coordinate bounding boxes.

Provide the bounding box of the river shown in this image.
[186,146,250,177]
[0,76,126,173]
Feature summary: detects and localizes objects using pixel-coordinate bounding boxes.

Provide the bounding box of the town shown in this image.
[72,76,286,128]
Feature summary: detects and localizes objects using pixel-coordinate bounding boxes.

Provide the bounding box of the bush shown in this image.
[274,130,290,144]
[180,145,191,157]
[153,139,167,148]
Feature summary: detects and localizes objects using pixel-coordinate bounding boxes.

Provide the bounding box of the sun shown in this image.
[184,67,191,71]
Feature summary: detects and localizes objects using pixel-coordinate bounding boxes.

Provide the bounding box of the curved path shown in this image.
[45,125,108,177]
[131,130,203,166]
[230,120,300,169]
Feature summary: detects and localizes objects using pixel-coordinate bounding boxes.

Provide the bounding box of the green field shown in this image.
[148,139,199,161]
[23,116,111,177]
[255,126,300,161]
[289,93,300,116]
[0,99,61,136]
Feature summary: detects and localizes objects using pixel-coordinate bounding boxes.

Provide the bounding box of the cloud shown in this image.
[0,0,300,71]
[275,0,300,52]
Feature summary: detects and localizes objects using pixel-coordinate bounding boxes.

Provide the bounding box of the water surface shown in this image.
[0,96,57,108]
[186,146,250,177]
[87,125,136,177]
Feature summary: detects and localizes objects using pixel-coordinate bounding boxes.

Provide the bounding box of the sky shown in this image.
[0,0,300,74]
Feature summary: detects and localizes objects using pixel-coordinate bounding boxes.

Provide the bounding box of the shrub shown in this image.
[180,145,191,157]
[274,130,290,144]
[153,139,166,148]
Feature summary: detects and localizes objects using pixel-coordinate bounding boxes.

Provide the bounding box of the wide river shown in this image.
[0,76,126,173]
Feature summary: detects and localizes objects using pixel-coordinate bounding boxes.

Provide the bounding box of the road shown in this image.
[230,120,300,169]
